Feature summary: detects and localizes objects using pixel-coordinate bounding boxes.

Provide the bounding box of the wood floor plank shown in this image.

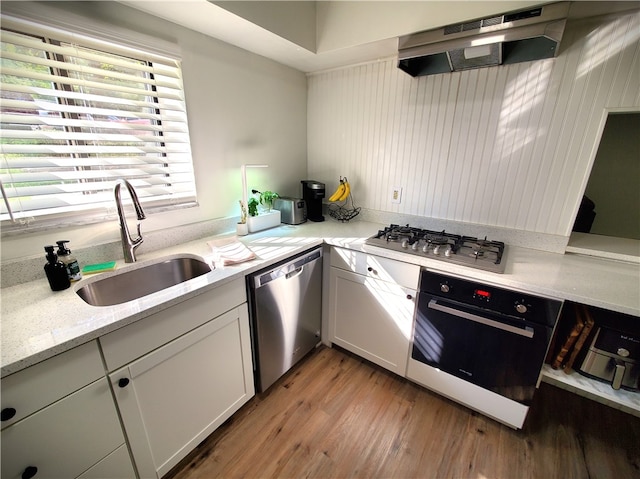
[166,345,640,479]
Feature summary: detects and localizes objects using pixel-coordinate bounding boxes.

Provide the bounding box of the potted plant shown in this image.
[247,197,259,217]
[259,190,279,211]
[251,189,279,212]
[246,189,281,233]
[236,200,248,236]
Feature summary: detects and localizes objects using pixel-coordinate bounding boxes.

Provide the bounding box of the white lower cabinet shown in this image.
[329,247,419,376]
[109,305,254,478]
[1,341,133,479]
[1,377,130,479]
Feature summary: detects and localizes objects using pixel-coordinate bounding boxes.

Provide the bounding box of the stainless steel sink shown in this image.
[76,255,212,306]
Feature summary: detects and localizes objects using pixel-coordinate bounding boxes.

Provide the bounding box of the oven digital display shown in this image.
[474,289,491,300]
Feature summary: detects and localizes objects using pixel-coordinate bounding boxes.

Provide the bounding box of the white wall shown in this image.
[315,1,542,52]
[213,1,317,52]
[1,1,307,262]
[308,10,640,238]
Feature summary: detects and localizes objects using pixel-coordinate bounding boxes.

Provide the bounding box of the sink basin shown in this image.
[76,255,212,306]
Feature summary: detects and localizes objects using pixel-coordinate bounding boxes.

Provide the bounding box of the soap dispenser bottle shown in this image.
[56,240,82,282]
[44,246,71,291]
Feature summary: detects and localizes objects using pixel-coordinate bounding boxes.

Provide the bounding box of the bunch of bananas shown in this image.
[328,177,351,202]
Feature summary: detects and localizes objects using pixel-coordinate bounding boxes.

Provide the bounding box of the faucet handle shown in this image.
[135,223,144,243]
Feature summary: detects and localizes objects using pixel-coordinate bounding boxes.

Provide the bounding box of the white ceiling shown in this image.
[118,1,639,73]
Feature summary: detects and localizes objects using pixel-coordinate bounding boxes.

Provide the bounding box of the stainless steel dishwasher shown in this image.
[247,246,323,392]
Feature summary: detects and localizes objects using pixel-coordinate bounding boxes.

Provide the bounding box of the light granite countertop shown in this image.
[2,219,639,379]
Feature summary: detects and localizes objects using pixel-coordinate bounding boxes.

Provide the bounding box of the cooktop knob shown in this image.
[401,239,409,248]
[444,245,452,257]
[617,348,630,358]
[433,245,441,255]
[515,302,528,314]
[422,244,429,253]
[440,283,450,293]
[411,241,419,251]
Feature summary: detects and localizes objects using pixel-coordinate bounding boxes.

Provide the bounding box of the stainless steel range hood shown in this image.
[398,2,570,77]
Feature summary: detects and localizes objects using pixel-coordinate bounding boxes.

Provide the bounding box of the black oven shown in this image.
[411,270,563,407]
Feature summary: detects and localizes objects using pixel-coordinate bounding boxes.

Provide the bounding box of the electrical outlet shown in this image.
[391,186,402,204]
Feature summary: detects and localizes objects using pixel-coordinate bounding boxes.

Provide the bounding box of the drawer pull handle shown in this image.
[1,407,16,421]
[406,294,413,300]
[367,267,377,274]
[118,378,130,388]
[22,466,38,479]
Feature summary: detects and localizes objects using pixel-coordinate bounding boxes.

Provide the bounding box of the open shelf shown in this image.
[542,299,639,417]
[541,365,640,417]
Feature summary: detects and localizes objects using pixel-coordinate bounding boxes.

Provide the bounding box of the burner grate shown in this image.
[460,236,505,265]
[365,225,506,273]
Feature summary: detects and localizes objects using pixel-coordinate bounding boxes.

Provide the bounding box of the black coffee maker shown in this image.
[301,180,325,222]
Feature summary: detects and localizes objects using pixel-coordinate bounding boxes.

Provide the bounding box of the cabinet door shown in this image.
[1,378,126,479]
[111,306,254,479]
[329,266,416,376]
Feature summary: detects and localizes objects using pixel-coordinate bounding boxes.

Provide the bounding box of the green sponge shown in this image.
[81,261,117,274]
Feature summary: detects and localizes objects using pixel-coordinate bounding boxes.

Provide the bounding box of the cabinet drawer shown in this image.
[77,444,136,479]
[1,378,125,479]
[330,247,419,289]
[1,341,103,429]
[100,277,246,371]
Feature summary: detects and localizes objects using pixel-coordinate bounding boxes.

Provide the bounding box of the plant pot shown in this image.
[236,222,249,236]
[247,210,281,233]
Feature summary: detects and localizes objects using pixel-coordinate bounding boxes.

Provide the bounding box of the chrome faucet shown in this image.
[114,179,146,263]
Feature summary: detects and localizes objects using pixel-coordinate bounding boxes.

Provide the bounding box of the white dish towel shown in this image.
[207,236,257,267]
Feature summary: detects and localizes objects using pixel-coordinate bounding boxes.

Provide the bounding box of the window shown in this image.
[0,24,196,232]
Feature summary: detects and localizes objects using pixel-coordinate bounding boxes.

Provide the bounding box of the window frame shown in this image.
[0,9,197,236]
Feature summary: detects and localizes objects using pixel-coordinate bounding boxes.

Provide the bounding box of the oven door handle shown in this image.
[428,299,534,338]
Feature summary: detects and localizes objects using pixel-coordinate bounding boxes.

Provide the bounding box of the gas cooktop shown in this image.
[364,224,506,273]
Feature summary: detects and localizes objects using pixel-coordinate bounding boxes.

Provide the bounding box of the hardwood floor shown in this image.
[166,345,640,479]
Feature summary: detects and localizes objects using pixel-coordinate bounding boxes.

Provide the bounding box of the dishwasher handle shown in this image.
[285,267,304,280]
[253,247,322,289]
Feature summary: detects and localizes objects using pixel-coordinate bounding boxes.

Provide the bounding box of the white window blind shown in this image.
[0,26,197,230]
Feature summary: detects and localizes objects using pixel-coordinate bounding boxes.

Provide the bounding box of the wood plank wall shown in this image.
[308,10,640,236]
